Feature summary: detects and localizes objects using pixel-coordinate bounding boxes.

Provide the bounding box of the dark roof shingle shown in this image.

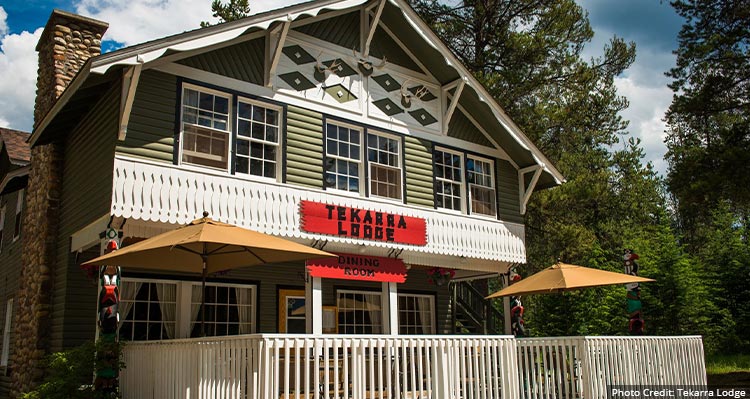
[0,127,31,165]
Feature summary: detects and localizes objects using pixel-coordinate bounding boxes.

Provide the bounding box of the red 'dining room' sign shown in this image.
[307,253,407,283]
[300,201,427,246]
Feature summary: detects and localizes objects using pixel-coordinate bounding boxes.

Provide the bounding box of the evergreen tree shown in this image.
[201,0,252,27]
[665,0,750,233]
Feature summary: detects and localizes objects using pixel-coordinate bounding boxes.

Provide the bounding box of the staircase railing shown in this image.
[451,281,504,334]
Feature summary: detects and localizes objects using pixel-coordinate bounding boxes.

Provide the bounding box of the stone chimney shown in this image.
[11,10,107,398]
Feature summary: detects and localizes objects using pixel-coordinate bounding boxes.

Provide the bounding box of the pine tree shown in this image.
[201,0,252,27]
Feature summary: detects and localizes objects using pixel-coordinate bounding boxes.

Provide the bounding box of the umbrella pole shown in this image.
[201,250,207,337]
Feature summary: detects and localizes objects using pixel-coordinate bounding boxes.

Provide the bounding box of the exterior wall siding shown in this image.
[51,81,120,351]
[285,105,324,189]
[177,38,264,86]
[404,136,434,208]
[115,70,177,163]
[447,109,494,148]
[0,189,24,398]
[496,159,523,224]
[294,12,360,51]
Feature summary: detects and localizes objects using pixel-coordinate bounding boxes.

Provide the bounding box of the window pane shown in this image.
[367,133,401,200]
[435,149,464,211]
[236,100,281,179]
[325,124,362,192]
[467,157,496,216]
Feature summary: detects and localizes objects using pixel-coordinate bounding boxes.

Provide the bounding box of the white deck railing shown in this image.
[121,335,706,399]
[121,334,519,399]
[110,156,527,264]
[516,336,707,399]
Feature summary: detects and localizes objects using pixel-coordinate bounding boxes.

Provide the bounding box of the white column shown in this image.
[381,282,398,335]
[305,275,323,334]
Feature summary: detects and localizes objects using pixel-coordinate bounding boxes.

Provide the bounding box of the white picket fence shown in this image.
[120,335,706,399]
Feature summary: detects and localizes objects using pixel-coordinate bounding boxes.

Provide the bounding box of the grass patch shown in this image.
[706,353,750,375]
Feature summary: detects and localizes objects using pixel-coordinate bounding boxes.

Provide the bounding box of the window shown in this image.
[190,283,255,337]
[434,149,464,211]
[1,299,12,367]
[181,86,231,169]
[467,156,496,216]
[119,280,177,341]
[0,206,5,253]
[119,278,257,341]
[13,190,22,241]
[337,290,382,334]
[236,99,281,179]
[325,123,362,193]
[367,132,402,200]
[398,294,435,334]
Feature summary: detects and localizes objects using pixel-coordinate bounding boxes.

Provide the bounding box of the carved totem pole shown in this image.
[508,269,526,337]
[623,249,644,335]
[95,237,121,395]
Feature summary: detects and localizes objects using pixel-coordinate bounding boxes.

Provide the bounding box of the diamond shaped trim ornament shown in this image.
[322,59,358,77]
[281,45,316,65]
[372,74,401,92]
[279,72,316,91]
[408,109,438,126]
[408,85,437,101]
[324,84,358,103]
[373,98,404,116]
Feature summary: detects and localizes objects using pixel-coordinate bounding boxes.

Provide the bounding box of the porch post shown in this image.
[305,275,323,334]
[381,282,398,335]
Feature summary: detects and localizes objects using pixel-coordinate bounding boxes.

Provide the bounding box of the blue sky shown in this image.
[0,0,683,174]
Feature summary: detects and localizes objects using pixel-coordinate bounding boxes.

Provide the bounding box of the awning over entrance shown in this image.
[306,253,407,283]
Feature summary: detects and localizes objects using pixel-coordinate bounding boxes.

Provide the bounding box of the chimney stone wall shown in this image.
[11,10,107,398]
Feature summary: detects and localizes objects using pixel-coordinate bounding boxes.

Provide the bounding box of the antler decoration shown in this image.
[313,53,342,83]
[352,49,387,77]
[400,80,431,108]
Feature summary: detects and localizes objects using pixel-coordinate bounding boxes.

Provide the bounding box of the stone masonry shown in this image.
[10,10,107,397]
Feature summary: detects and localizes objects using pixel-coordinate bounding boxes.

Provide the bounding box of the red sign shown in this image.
[300,201,427,246]
[307,253,407,283]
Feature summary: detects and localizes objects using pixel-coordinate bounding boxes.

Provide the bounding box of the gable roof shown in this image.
[0,127,31,166]
[31,0,563,189]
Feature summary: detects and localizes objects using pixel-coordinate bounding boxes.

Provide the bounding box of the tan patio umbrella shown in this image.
[83,212,335,334]
[486,262,654,299]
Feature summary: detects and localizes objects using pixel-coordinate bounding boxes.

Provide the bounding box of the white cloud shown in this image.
[0,7,8,37]
[615,76,672,175]
[0,20,41,132]
[74,0,306,47]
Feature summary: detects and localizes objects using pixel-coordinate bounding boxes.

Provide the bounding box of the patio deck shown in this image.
[120,334,705,399]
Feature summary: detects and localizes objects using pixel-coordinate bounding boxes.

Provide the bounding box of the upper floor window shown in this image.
[434,148,464,212]
[13,190,22,241]
[467,156,496,216]
[325,122,404,201]
[367,132,402,200]
[325,123,362,193]
[236,99,281,179]
[181,86,231,170]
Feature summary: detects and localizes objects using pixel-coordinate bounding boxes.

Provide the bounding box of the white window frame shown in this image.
[467,155,497,217]
[179,84,233,171]
[324,121,364,195]
[119,278,257,341]
[1,298,13,367]
[366,130,403,201]
[235,97,283,181]
[118,278,178,341]
[434,147,465,213]
[336,289,383,334]
[13,190,22,241]
[397,293,435,335]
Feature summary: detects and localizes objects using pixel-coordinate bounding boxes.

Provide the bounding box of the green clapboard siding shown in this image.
[369,27,422,73]
[404,136,434,208]
[0,189,24,399]
[285,105,323,188]
[496,159,523,224]
[116,70,177,163]
[294,12,360,51]
[178,38,265,85]
[52,81,120,351]
[447,110,493,148]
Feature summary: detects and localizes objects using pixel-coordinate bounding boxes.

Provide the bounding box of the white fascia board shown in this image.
[90,0,370,75]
